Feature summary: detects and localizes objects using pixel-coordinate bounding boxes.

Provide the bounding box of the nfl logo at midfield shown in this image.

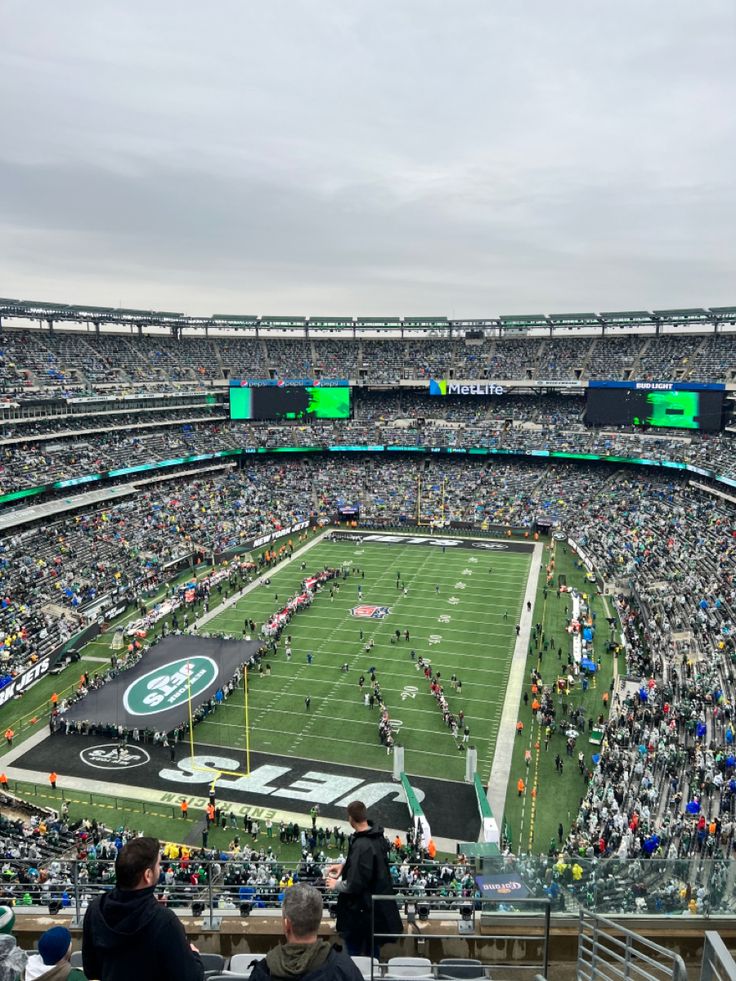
[351,605,391,619]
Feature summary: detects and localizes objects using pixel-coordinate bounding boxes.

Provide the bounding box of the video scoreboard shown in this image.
[585,381,724,433]
[229,385,351,421]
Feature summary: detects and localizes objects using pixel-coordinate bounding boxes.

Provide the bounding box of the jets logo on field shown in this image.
[351,605,391,619]
[471,542,510,550]
[80,744,151,771]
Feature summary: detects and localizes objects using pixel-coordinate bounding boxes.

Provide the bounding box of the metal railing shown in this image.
[577,910,687,981]
[1,854,736,920]
[701,933,736,981]
[370,895,551,980]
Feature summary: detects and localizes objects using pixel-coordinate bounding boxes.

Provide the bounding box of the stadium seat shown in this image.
[383,976,435,981]
[228,953,267,975]
[386,957,434,977]
[438,959,485,979]
[200,952,226,975]
[352,955,382,978]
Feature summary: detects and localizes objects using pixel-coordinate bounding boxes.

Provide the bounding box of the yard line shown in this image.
[194,718,490,761]
[201,533,533,791]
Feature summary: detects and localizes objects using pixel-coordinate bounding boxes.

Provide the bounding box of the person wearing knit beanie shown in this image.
[24,926,87,981]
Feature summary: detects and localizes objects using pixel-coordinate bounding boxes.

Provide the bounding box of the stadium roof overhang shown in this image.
[0,300,732,335]
[652,308,709,321]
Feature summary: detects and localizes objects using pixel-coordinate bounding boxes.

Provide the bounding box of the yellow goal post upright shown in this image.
[185,661,252,781]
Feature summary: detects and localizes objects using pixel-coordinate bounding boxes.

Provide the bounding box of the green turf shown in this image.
[501,540,617,854]
[0,531,615,855]
[196,538,532,784]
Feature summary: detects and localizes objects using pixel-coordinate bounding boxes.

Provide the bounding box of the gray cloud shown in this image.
[1,0,734,316]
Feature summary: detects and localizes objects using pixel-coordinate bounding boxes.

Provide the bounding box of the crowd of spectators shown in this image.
[1,325,736,910]
[1,384,736,497]
[0,790,488,914]
[2,329,736,394]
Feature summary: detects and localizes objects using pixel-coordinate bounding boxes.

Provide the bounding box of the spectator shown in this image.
[82,837,204,981]
[250,883,362,981]
[25,926,87,981]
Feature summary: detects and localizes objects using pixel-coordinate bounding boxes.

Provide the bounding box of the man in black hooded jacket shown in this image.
[82,837,204,981]
[325,801,403,957]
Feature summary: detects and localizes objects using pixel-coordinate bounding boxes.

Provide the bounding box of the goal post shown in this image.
[185,663,252,779]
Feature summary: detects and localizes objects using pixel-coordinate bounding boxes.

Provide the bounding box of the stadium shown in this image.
[3,1,736,976]
[0,301,734,973]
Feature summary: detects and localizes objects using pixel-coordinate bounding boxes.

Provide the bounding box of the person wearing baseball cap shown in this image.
[25,926,86,981]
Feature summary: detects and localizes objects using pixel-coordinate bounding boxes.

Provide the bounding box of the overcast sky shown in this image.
[1,0,734,318]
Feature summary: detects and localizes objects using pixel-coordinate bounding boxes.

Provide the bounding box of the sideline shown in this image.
[191,528,333,632]
[485,541,545,831]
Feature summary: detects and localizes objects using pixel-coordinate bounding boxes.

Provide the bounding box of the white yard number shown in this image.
[428,634,442,646]
[400,686,418,701]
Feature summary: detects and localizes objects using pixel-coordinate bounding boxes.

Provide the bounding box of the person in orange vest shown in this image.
[516,721,524,736]
[49,771,57,789]
[50,692,59,708]
[4,728,14,746]
[427,839,437,860]
[206,802,215,826]
[0,773,7,791]
[517,778,525,797]
[180,799,189,819]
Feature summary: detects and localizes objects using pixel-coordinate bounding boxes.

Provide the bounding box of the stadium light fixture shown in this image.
[458,902,474,935]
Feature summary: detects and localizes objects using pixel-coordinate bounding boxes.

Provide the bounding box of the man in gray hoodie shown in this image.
[251,884,362,981]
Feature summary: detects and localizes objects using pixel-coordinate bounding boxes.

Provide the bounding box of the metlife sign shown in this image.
[429,380,505,396]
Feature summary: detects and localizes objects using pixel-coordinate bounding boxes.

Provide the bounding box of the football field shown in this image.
[196,533,534,785]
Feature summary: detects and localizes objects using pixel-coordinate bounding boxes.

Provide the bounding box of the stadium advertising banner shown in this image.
[229,385,351,420]
[475,874,529,898]
[586,381,725,432]
[0,655,52,707]
[429,380,505,396]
